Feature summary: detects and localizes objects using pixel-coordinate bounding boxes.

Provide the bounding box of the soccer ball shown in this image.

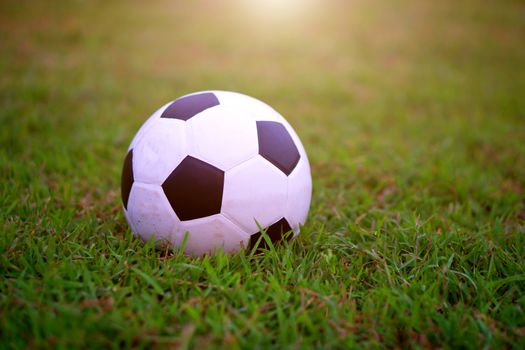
[121,91,312,255]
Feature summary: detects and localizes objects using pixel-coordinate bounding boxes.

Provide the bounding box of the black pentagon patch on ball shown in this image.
[162,156,224,221]
[121,149,134,210]
[256,121,300,176]
[249,218,293,251]
[160,92,220,121]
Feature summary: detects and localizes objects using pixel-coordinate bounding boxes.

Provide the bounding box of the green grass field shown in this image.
[1,0,524,348]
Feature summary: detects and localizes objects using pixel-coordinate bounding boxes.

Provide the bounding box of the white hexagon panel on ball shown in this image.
[285,156,312,234]
[131,118,187,185]
[175,214,250,256]
[212,90,282,121]
[126,182,180,244]
[222,155,288,235]
[186,105,258,171]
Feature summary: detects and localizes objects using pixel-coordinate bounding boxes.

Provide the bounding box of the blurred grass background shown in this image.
[1,0,524,348]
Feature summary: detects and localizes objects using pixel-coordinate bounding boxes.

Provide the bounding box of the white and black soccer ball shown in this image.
[121,91,312,255]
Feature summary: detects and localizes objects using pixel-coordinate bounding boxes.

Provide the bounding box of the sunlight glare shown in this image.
[237,0,318,23]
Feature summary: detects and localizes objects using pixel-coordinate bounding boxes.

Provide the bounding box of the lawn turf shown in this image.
[1,0,525,348]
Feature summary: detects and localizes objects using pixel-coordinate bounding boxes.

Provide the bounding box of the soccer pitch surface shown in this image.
[1,0,524,348]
